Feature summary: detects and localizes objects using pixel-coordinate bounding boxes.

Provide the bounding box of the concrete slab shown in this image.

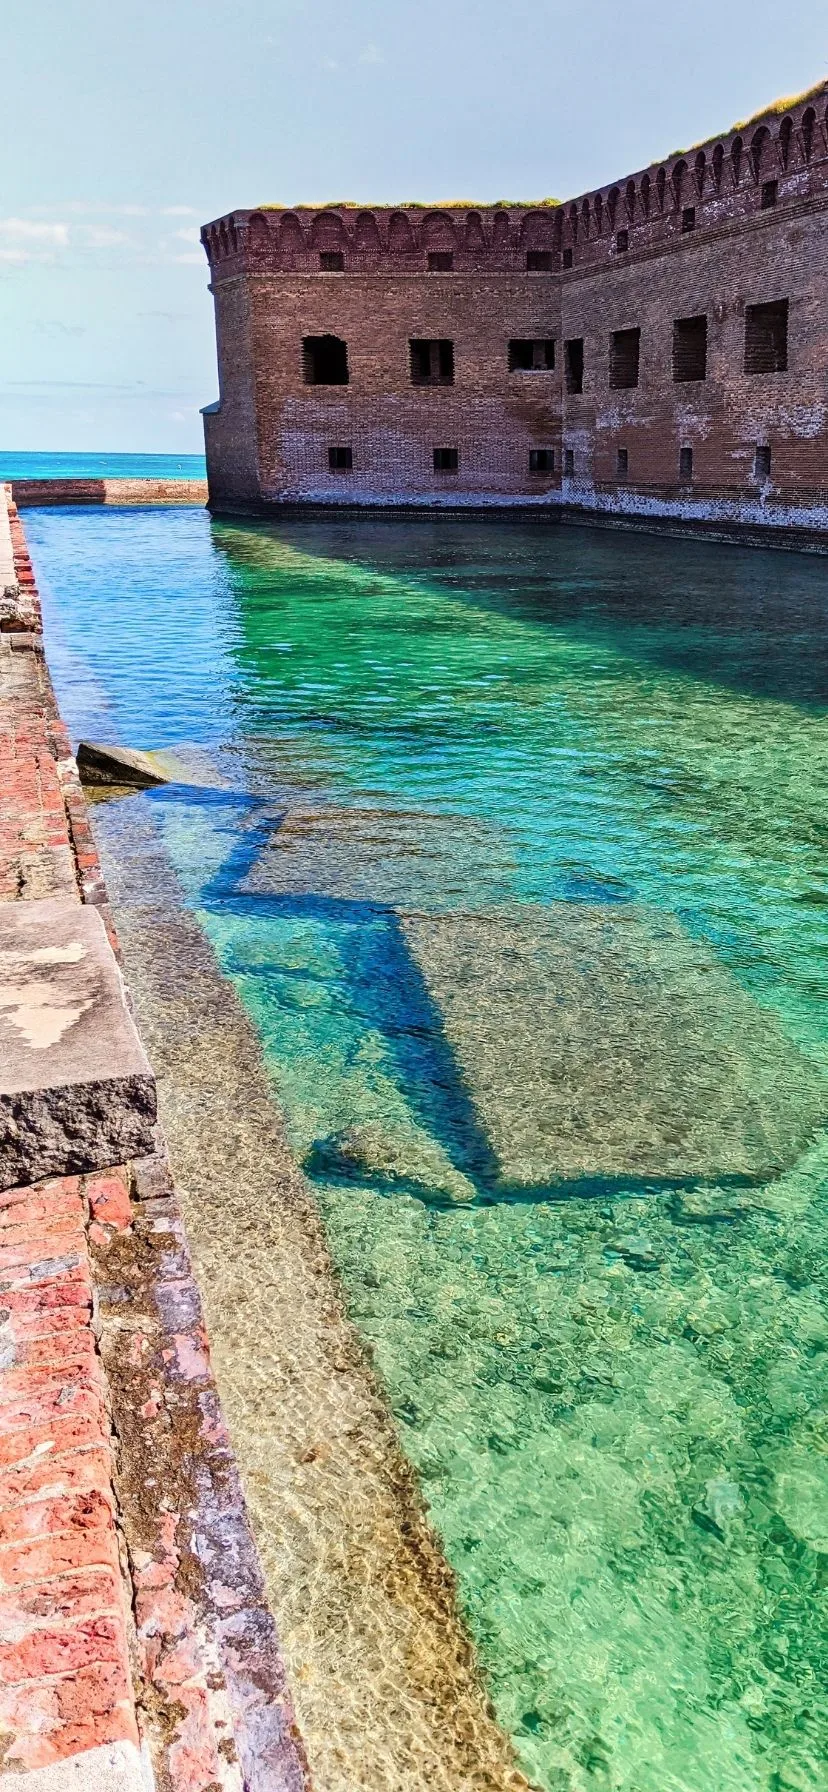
[400,904,827,1191]
[243,805,516,910]
[76,741,169,788]
[0,897,156,1191]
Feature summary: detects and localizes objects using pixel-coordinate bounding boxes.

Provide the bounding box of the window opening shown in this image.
[761,180,778,209]
[303,335,349,385]
[616,447,629,480]
[529,449,555,473]
[679,445,693,481]
[319,251,344,271]
[428,251,454,271]
[609,327,640,389]
[526,250,553,271]
[509,339,555,371]
[564,338,584,394]
[744,299,788,373]
[754,444,772,480]
[562,247,573,268]
[681,206,696,233]
[433,447,459,472]
[672,314,707,382]
[410,339,455,385]
[616,229,629,253]
[328,446,353,471]
[564,447,575,477]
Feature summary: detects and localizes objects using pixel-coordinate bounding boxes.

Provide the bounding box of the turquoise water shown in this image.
[0,451,206,480]
[28,507,828,1792]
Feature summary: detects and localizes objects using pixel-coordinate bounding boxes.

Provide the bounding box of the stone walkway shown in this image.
[0,488,307,1791]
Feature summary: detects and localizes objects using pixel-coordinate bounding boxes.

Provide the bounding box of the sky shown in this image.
[1,0,826,454]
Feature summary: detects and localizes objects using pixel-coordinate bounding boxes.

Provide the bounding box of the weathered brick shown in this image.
[202,82,828,543]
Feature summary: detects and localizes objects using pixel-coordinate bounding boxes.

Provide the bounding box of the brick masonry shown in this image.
[10,483,208,511]
[201,80,828,545]
[0,487,308,1791]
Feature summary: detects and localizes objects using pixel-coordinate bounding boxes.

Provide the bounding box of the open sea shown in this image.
[0,451,206,480]
[25,503,828,1792]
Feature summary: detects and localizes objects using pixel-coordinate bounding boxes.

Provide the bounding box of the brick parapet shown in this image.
[0,487,309,1789]
[201,81,828,280]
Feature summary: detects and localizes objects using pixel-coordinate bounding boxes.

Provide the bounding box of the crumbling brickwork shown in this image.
[201,81,828,544]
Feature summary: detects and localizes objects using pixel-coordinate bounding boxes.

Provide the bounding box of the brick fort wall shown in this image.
[201,80,828,544]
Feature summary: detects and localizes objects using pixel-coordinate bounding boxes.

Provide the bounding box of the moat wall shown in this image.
[200,81,828,545]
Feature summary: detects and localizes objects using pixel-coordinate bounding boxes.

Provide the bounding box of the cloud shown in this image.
[63,202,149,217]
[79,225,134,248]
[35,320,88,337]
[173,226,201,244]
[160,206,197,217]
[358,43,384,64]
[0,218,69,247]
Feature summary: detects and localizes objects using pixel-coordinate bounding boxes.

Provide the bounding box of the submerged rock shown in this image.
[76,740,170,787]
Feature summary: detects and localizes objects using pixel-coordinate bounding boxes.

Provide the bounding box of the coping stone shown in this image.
[0,486,18,599]
[76,742,169,788]
[0,896,157,1191]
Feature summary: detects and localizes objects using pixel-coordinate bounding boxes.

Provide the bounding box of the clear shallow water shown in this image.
[0,451,206,480]
[28,507,828,1792]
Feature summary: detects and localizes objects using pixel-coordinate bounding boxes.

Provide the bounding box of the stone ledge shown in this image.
[0,899,157,1194]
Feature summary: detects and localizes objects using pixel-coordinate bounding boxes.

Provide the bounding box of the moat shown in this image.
[27,505,828,1792]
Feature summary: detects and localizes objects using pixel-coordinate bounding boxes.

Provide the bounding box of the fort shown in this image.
[201,79,828,547]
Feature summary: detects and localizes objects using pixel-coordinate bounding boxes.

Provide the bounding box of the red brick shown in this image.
[86,1172,132,1232]
[0,1521,120,1588]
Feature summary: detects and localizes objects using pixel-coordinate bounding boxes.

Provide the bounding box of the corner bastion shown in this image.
[200,80,828,547]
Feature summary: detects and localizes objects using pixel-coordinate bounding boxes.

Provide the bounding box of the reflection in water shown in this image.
[29,507,828,1792]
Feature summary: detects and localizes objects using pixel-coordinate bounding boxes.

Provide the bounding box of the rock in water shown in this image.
[76,741,169,787]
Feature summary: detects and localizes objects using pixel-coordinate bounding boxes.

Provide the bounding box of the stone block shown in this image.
[401,904,827,1192]
[0,898,156,1192]
[76,743,169,788]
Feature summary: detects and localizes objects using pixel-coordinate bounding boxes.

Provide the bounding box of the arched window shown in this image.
[712,144,724,191]
[750,126,769,184]
[593,192,604,234]
[671,159,687,208]
[492,210,511,255]
[465,211,487,252]
[656,168,666,212]
[229,219,238,252]
[607,186,619,228]
[519,208,555,250]
[801,106,816,162]
[423,210,457,250]
[694,151,706,198]
[219,222,229,257]
[640,171,651,216]
[278,213,306,261]
[731,135,743,186]
[625,179,637,221]
[248,212,270,252]
[354,210,382,254]
[310,211,347,251]
[388,211,415,253]
[581,197,591,237]
[778,116,793,169]
[568,203,579,244]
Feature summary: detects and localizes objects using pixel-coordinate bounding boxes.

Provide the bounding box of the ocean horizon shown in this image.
[0,451,207,480]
